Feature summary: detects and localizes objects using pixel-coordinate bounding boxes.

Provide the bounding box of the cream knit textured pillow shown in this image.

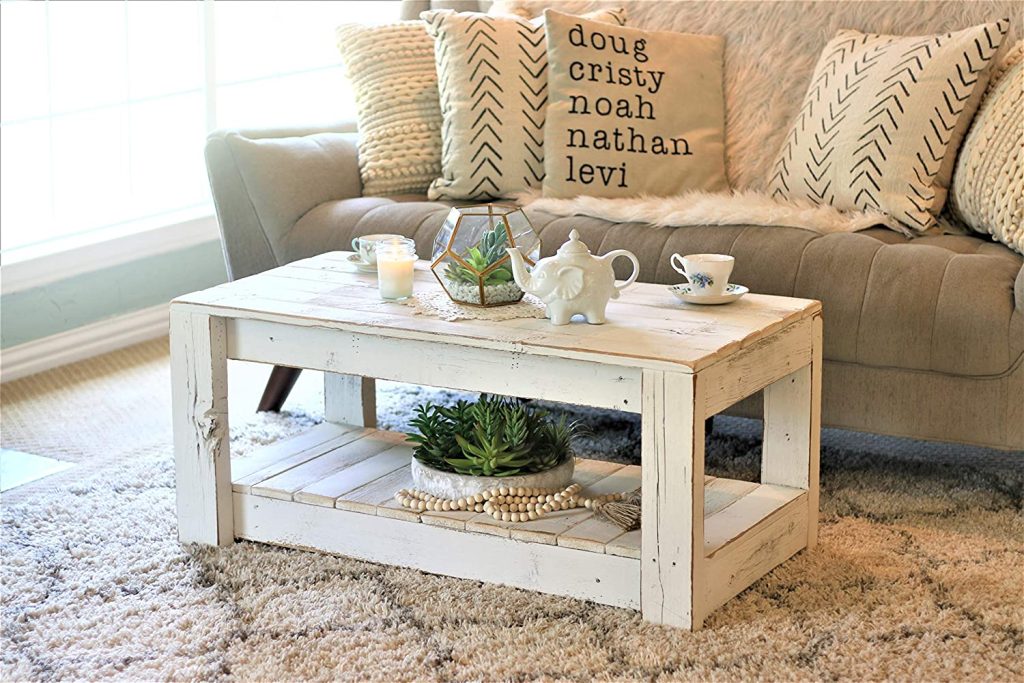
[768,22,1010,234]
[336,21,442,196]
[422,7,627,201]
[949,41,1023,254]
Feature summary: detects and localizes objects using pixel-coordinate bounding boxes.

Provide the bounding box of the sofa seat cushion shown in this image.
[287,198,1023,377]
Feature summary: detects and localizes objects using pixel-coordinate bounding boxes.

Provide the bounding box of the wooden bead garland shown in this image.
[394,482,626,523]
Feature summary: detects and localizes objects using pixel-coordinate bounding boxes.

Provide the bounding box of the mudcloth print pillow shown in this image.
[768,22,1009,233]
[542,9,727,199]
[337,21,442,196]
[422,7,627,201]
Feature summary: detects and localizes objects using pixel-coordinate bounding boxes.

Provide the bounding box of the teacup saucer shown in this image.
[347,253,377,273]
[669,283,748,305]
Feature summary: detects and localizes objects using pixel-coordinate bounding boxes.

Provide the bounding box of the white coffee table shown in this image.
[171,252,821,630]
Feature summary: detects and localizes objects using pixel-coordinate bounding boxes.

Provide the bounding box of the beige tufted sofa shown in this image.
[205,1,1023,450]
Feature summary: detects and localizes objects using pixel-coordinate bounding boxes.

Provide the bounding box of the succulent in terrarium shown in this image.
[443,221,515,287]
[431,204,540,306]
[407,395,581,477]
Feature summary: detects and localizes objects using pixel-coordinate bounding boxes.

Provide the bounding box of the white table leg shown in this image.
[324,373,377,428]
[640,369,705,629]
[170,308,232,545]
[762,314,822,548]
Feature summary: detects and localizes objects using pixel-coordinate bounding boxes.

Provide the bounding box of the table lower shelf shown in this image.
[230,422,808,612]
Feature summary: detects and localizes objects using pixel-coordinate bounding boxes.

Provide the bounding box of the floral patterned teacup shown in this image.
[670,253,735,296]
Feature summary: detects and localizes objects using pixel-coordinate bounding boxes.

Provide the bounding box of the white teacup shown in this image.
[670,253,734,296]
[352,234,405,266]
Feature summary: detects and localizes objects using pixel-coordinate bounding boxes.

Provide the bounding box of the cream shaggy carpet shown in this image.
[1,339,1022,682]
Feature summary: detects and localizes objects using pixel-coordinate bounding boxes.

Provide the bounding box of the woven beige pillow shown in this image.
[949,41,1023,253]
[542,9,728,199]
[769,22,1010,234]
[336,21,442,196]
[422,7,627,201]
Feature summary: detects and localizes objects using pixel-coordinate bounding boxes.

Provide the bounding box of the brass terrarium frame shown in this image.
[430,204,539,307]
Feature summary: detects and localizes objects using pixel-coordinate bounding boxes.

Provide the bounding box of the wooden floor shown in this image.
[232,422,804,559]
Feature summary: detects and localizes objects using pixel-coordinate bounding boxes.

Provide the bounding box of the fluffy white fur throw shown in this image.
[514,190,905,235]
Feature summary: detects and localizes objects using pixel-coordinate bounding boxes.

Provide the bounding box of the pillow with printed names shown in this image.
[768,21,1010,233]
[421,7,627,201]
[542,9,728,199]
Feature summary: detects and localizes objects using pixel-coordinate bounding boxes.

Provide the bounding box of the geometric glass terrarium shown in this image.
[430,204,540,307]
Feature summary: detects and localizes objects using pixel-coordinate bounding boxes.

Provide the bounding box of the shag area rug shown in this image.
[1,339,1022,682]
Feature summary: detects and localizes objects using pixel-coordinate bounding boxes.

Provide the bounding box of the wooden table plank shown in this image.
[231,422,358,482]
[704,478,761,516]
[464,459,623,540]
[336,466,418,520]
[293,442,411,507]
[507,462,641,544]
[704,483,804,553]
[250,430,399,501]
[553,465,641,552]
[232,428,373,492]
[606,529,641,559]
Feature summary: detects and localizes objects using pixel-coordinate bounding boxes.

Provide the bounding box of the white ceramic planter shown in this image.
[410,457,575,499]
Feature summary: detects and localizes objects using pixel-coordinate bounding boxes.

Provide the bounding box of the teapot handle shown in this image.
[605,250,641,292]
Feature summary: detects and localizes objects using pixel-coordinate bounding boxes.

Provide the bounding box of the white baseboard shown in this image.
[0,304,169,383]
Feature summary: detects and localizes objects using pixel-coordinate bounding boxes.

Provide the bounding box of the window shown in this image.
[0,0,397,257]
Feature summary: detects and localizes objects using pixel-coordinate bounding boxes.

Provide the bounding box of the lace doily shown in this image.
[399,289,548,322]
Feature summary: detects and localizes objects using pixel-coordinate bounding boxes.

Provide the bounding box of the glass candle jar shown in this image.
[375,238,417,300]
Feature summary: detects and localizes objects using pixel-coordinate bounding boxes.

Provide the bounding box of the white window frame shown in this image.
[0,0,373,290]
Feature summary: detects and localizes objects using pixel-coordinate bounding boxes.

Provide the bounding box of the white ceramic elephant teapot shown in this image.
[506,229,640,325]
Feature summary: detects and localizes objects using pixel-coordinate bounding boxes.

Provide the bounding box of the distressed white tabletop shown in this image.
[173,251,820,373]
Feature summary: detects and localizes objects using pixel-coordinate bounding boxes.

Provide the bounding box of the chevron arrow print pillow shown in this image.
[768,22,1010,234]
[422,7,627,201]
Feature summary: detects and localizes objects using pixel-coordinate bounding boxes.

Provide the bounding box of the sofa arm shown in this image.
[1017,262,1024,312]
[205,121,361,280]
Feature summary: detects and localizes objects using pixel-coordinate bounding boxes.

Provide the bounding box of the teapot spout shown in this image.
[505,247,535,293]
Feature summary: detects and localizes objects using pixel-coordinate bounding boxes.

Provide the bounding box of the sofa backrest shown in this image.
[442,0,1021,191]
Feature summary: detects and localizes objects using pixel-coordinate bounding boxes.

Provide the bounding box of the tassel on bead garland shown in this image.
[395,484,643,531]
[593,488,642,531]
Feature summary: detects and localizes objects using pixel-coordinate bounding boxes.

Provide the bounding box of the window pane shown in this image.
[129,93,208,217]
[2,0,393,254]
[0,122,53,250]
[215,1,396,84]
[127,1,203,100]
[0,2,49,122]
[216,67,352,129]
[48,1,127,114]
[50,108,131,238]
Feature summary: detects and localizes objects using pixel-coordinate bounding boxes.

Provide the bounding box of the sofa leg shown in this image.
[257,366,302,413]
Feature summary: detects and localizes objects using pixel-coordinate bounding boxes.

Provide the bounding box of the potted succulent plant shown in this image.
[406,395,579,498]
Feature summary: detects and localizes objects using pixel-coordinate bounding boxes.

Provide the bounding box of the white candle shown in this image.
[376,239,417,300]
